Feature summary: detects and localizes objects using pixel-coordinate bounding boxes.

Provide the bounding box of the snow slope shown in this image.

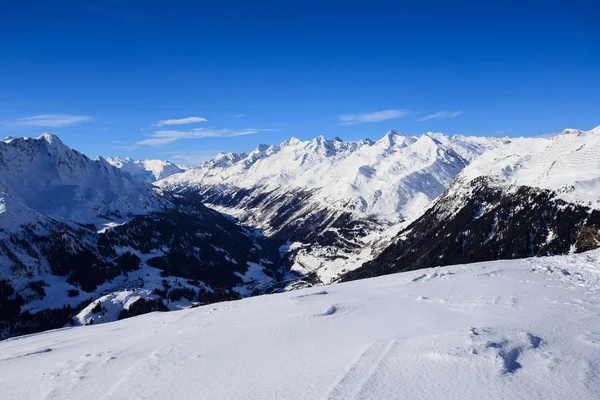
[459,126,600,208]
[106,157,187,182]
[2,250,600,399]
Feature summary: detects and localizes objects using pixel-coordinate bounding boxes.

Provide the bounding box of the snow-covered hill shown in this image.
[344,127,600,282]
[158,131,503,282]
[0,134,283,339]
[2,250,600,399]
[106,156,187,182]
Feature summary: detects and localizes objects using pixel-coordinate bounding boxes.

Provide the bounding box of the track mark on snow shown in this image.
[43,352,117,399]
[411,270,455,283]
[0,347,52,362]
[292,290,328,299]
[326,338,399,400]
[322,305,337,316]
[469,328,545,375]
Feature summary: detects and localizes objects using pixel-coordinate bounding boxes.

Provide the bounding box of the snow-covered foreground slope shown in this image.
[2,251,600,400]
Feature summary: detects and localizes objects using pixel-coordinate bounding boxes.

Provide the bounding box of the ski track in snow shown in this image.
[326,338,401,400]
[1,251,600,399]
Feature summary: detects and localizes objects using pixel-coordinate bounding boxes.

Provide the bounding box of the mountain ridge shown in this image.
[342,126,600,282]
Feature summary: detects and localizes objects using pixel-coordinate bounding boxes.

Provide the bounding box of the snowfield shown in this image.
[460,127,600,208]
[2,251,600,399]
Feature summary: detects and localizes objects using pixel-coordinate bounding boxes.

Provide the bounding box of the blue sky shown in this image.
[1,1,598,164]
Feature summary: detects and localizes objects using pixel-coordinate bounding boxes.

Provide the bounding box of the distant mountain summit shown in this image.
[0,133,168,226]
[106,156,187,182]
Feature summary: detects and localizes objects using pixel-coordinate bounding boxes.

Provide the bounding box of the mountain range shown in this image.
[1,127,599,339]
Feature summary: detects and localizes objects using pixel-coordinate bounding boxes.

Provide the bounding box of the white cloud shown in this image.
[532,131,560,138]
[339,109,410,125]
[17,114,93,127]
[156,117,207,126]
[417,111,462,122]
[135,128,264,148]
[158,150,218,166]
[235,114,245,118]
[494,128,513,135]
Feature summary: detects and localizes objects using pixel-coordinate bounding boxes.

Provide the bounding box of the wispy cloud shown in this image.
[235,114,245,118]
[532,132,559,138]
[339,109,410,125]
[17,114,93,127]
[135,127,265,148]
[494,128,513,136]
[155,117,207,126]
[417,111,462,122]
[158,150,218,166]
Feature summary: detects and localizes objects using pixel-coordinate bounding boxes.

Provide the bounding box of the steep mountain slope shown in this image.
[158,131,503,282]
[0,134,281,339]
[2,250,600,399]
[106,157,187,182]
[343,127,600,282]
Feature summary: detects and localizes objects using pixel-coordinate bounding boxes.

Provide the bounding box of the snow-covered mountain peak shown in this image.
[106,156,186,182]
[376,129,416,149]
[204,152,247,169]
[456,126,600,208]
[559,126,600,136]
[159,131,503,224]
[560,128,585,136]
[281,136,302,147]
[39,132,63,145]
[254,143,270,153]
[0,134,168,226]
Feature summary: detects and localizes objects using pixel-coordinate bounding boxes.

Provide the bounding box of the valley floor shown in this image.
[1,251,600,399]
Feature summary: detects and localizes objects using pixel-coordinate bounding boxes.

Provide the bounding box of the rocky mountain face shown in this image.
[342,127,600,282]
[157,131,503,283]
[0,134,281,339]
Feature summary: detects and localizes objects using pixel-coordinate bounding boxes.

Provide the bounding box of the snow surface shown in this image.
[2,250,600,399]
[460,126,600,208]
